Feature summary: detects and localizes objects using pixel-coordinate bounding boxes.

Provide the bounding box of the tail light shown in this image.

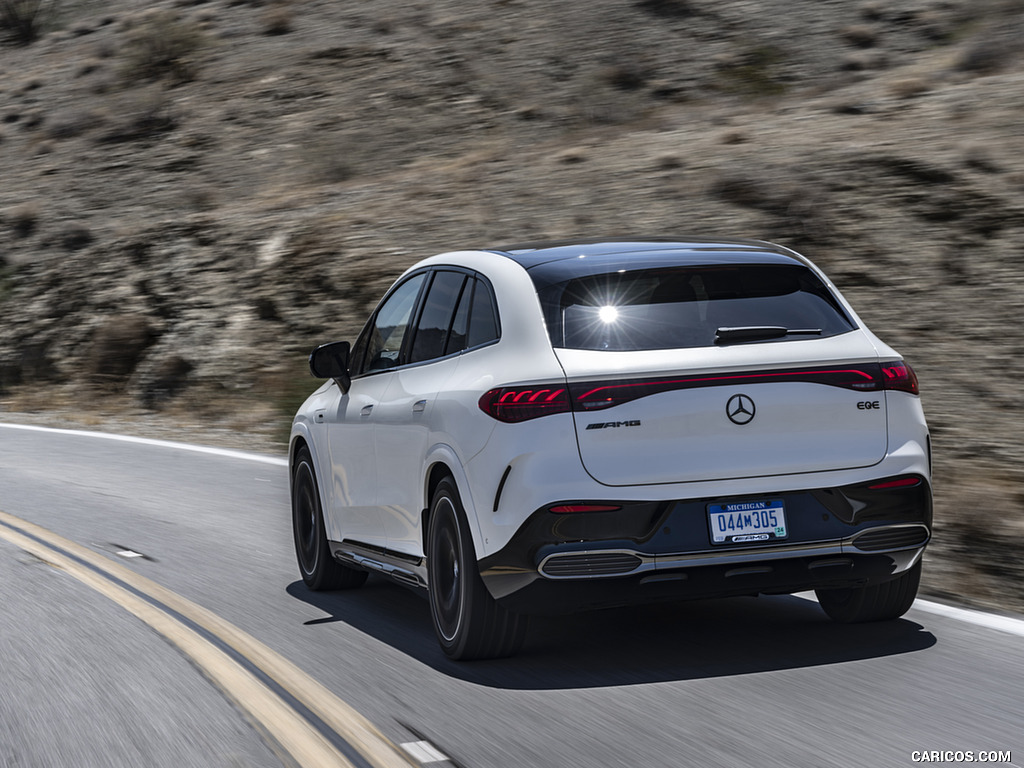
[479,386,570,423]
[567,364,913,412]
[880,361,919,395]
[480,361,919,422]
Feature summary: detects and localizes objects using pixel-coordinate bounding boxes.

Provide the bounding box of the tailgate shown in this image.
[558,336,888,486]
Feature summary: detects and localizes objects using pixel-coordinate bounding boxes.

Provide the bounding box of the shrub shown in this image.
[46,108,105,138]
[599,63,648,91]
[0,0,60,45]
[58,221,93,250]
[98,87,178,142]
[715,45,788,97]
[840,24,878,47]
[889,77,930,98]
[86,314,156,386]
[7,202,39,237]
[75,58,103,77]
[635,0,693,18]
[301,137,355,183]
[260,3,292,35]
[119,10,208,83]
[957,32,1016,74]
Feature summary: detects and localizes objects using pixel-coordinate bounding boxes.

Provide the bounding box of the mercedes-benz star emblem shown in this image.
[726,394,756,425]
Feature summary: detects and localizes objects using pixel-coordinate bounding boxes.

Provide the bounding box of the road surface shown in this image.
[0,423,1019,768]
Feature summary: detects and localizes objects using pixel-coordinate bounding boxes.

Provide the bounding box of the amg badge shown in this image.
[586,420,642,430]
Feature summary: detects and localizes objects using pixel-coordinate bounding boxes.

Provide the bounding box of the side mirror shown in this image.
[309,341,352,393]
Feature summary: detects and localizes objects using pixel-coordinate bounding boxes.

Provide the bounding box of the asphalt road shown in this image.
[0,423,1020,768]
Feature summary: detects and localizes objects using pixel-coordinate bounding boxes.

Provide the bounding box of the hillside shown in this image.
[1,0,1023,611]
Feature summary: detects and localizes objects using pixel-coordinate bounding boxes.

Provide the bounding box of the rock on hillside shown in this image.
[1,0,1023,611]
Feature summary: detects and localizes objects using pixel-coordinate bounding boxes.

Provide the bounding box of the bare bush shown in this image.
[86,314,157,386]
[889,77,930,99]
[46,108,106,139]
[6,202,39,237]
[0,0,60,45]
[714,45,789,97]
[98,87,178,142]
[635,0,693,18]
[839,24,878,47]
[260,3,292,35]
[301,137,356,183]
[119,10,208,83]
[957,24,1020,74]
[57,221,94,251]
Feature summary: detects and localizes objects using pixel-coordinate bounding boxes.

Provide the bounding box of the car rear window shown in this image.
[536,264,855,351]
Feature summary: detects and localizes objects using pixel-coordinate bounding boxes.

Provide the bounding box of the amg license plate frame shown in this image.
[708,500,788,545]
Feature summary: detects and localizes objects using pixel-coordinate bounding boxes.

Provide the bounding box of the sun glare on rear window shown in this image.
[537,264,855,351]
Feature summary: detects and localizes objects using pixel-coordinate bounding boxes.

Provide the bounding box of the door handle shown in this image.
[360,404,374,417]
[412,400,427,413]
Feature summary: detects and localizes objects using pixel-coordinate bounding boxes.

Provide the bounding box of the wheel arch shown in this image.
[289,426,328,517]
[421,444,483,557]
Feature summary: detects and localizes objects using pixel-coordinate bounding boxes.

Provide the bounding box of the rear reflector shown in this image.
[549,504,622,514]
[868,477,922,490]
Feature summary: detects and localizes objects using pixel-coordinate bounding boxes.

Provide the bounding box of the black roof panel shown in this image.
[485,238,807,289]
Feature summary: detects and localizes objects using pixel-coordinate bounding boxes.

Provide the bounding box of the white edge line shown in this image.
[794,591,1024,638]
[910,598,1024,638]
[400,741,450,764]
[0,423,288,467]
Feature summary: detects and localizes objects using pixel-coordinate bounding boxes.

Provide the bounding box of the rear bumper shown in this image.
[478,475,931,614]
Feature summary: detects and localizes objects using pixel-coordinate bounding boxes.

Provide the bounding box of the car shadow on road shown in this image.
[286,577,936,690]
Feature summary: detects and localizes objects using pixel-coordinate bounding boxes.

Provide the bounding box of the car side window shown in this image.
[362,273,427,374]
[409,271,468,365]
[467,278,499,348]
[444,278,472,356]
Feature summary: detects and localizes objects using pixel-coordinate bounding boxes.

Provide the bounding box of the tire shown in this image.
[816,560,921,623]
[291,447,368,591]
[427,478,527,660]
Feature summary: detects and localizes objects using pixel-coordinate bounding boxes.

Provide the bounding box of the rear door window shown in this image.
[408,270,468,364]
[466,278,499,348]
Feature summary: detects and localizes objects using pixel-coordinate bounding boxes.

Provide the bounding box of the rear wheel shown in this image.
[427,478,526,660]
[292,447,367,591]
[816,560,921,623]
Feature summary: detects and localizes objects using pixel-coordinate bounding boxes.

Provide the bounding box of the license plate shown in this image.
[708,501,787,545]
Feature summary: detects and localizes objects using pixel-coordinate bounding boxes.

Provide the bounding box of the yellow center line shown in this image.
[0,509,415,768]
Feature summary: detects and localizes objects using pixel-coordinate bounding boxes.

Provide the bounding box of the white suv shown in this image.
[290,239,931,660]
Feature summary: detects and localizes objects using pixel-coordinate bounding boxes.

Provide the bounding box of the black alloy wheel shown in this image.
[291,446,367,591]
[427,477,526,660]
[816,559,921,623]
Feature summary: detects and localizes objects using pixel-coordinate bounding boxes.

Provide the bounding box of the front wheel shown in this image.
[816,560,921,623]
[427,478,526,660]
[292,447,367,591]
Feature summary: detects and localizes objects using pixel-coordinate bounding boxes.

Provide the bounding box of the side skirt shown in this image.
[330,539,428,590]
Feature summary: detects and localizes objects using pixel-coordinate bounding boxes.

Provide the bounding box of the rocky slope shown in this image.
[1,0,1023,611]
